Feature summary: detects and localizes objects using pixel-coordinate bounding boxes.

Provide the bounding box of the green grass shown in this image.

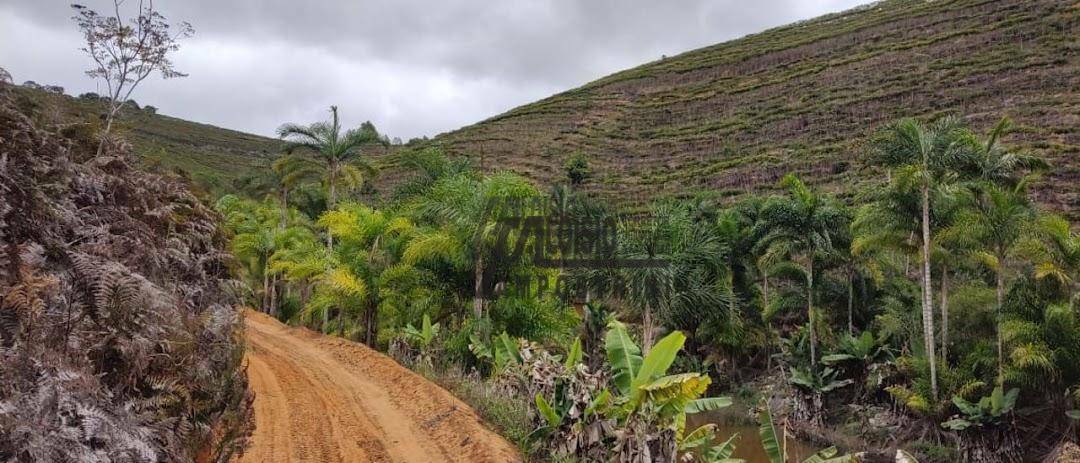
[9,86,282,194]
[410,363,534,456]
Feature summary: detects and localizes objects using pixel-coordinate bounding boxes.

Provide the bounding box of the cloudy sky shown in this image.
[0,0,867,140]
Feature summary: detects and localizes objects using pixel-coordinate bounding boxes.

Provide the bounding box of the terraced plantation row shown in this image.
[429,0,1078,216]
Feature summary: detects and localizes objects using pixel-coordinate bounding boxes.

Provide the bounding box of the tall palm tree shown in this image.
[838,230,886,336]
[753,174,845,367]
[277,106,383,249]
[950,117,1049,379]
[930,191,975,362]
[951,183,1037,381]
[957,118,1047,189]
[870,117,968,399]
[1031,214,1078,295]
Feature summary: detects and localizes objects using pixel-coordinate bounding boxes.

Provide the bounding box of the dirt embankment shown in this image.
[235,311,520,462]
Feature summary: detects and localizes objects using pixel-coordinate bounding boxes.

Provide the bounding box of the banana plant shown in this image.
[604,320,730,420]
[526,320,733,462]
[531,385,610,441]
[469,331,522,373]
[402,313,440,347]
[759,404,859,463]
[564,337,583,369]
[602,320,732,460]
[677,425,739,463]
[821,332,898,392]
[940,385,1019,431]
[789,366,855,395]
[821,331,892,367]
[401,313,440,365]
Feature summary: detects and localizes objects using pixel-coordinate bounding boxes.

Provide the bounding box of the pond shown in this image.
[686,402,817,463]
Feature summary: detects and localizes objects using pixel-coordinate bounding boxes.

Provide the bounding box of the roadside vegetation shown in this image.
[3,1,1074,461]
[219,104,1079,461]
[0,2,254,461]
[0,83,249,462]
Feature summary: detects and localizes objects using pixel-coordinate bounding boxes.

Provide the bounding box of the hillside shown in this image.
[430,0,1078,214]
[0,84,250,461]
[7,85,281,192]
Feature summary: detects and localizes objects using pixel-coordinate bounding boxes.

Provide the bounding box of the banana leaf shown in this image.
[565,337,583,369]
[631,330,686,395]
[605,320,642,395]
[758,406,784,463]
[685,397,733,414]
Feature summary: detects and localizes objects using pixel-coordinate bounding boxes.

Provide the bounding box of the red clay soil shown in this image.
[234,310,520,462]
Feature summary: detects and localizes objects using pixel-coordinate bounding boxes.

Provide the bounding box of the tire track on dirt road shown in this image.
[234,310,520,463]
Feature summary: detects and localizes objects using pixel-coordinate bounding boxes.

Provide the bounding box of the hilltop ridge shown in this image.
[428,0,1077,214]
[7,85,282,192]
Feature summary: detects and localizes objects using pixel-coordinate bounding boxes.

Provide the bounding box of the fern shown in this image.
[0,90,250,461]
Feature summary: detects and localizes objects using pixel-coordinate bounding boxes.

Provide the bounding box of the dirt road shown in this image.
[235,311,520,462]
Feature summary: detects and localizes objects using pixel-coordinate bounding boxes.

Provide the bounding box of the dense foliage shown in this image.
[0,87,250,461]
[223,109,1078,461]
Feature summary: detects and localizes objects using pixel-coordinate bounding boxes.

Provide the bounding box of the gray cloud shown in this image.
[0,0,867,140]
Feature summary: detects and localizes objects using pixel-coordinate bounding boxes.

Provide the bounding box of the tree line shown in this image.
[219,108,1078,461]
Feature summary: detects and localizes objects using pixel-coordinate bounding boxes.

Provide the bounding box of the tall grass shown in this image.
[409,362,533,455]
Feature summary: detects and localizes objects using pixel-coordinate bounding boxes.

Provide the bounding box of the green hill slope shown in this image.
[8,85,282,192]
[431,0,1078,215]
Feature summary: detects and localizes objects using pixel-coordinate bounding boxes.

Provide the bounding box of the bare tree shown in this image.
[72,1,193,157]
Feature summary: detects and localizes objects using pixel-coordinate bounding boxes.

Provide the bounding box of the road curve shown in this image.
[234,310,520,463]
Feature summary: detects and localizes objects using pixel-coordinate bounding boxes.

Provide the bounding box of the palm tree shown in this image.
[870,117,968,399]
[231,223,275,312]
[235,154,321,228]
[277,106,383,249]
[949,117,1049,379]
[951,183,1037,380]
[616,200,729,353]
[317,203,373,337]
[317,203,420,344]
[931,192,975,361]
[753,174,845,367]
[271,155,321,226]
[270,237,331,317]
[392,147,472,200]
[838,233,886,336]
[221,198,312,316]
[957,118,1047,189]
[408,171,539,319]
[1032,214,1078,295]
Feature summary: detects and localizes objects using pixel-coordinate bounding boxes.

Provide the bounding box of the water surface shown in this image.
[686,404,816,462]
